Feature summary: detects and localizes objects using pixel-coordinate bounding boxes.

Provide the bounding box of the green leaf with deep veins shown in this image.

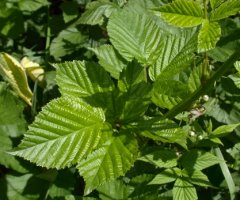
[10,97,111,169]
[77,133,138,195]
[107,9,164,65]
[198,20,221,52]
[153,0,204,27]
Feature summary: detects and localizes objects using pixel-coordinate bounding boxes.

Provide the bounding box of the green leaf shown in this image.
[139,149,178,168]
[188,65,203,92]
[49,27,87,59]
[61,1,79,23]
[0,82,26,137]
[0,53,33,106]
[149,29,197,80]
[182,170,212,187]
[148,168,181,185]
[55,60,115,118]
[18,0,49,12]
[210,0,240,21]
[91,44,127,79]
[78,0,118,25]
[97,179,133,200]
[173,178,197,200]
[0,9,24,39]
[152,79,191,109]
[77,133,138,195]
[211,123,240,137]
[107,9,164,65]
[180,150,222,171]
[153,0,204,27]
[55,60,114,98]
[0,174,49,199]
[198,20,221,52]
[10,97,111,169]
[210,0,225,9]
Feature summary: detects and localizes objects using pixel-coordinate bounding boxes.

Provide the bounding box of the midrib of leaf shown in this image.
[163,50,240,119]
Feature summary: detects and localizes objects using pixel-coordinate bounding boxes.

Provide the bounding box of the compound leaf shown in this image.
[10,97,111,169]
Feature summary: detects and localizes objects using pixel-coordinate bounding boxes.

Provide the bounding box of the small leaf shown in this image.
[198,20,221,52]
[61,1,78,23]
[182,170,212,187]
[152,79,191,109]
[210,0,225,9]
[211,123,240,138]
[78,133,138,195]
[10,97,110,169]
[210,0,240,21]
[0,53,33,105]
[180,150,222,171]
[107,9,164,65]
[78,1,118,25]
[148,168,181,185]
[153,0,204,27]
[49,27,87,59]
[91,44,127,79]
[97,179,133,200]
[139,149,178,168]
[173,178,197,200]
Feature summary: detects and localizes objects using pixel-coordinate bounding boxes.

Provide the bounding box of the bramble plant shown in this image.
[1,0,240,199]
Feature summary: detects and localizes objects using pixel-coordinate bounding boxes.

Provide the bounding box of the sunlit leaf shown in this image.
[153,0,204,27]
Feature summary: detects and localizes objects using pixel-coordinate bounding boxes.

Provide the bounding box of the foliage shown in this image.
[0,0,240,199]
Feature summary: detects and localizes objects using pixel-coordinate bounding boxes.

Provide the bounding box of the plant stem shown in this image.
[45,5,51,65]
[214,147,235,200]
[144,65,148,83]
[163,50,240,119]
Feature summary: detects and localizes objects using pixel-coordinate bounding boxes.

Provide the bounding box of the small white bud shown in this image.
[189,131,196,137]
[198,135,204,140]
[203,95,209,102]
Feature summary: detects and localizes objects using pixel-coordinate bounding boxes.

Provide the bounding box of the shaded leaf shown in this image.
[78,0,118,25]
[148,168,181,185]
[180,150,222,171]
[91,44,127,79]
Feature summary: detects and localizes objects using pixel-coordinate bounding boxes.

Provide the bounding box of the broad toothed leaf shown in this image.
[107,9,164,65]
[10,97,111,169]
[149,29,197,80]
[153,0,204,27]
[198,20,221,52]
[78,133,138,195]
[210,0,240,21]
[173,178,197,200]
